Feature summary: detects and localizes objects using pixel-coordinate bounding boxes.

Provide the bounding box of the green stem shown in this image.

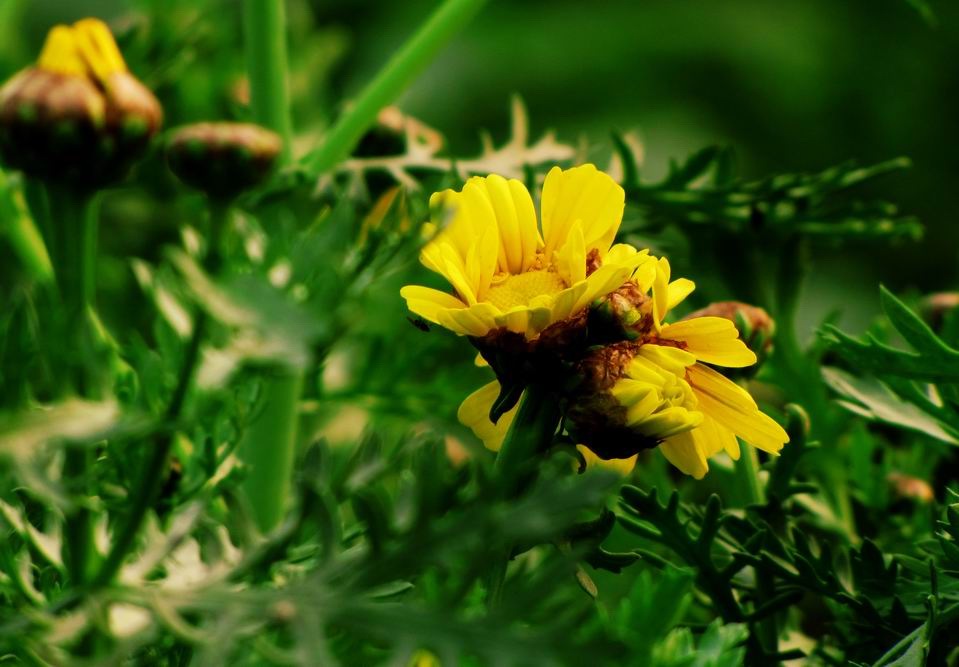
[734,445,779,658]
[486,383,562,609]
[243,0,294,162]
[304,0,487,174]
[237,370,304,531]
[92,204,228,588]
[240,0,304,535]
[773,236,855,538]
[734,442,765,507]
[47,186,99,586]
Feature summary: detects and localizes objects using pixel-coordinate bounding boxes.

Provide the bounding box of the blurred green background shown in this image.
[3,0,956,335]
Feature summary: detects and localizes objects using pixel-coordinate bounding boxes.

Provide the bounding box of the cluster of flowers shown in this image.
[403,165,788,477]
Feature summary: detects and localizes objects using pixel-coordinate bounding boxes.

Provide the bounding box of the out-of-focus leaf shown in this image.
[823,367,959,445]
[823,287,959,381]
[0,399,121,461]
[169,249,326,376]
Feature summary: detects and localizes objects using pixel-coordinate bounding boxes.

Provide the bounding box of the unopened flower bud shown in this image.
[588,281,653,343]
[921,292,959,332]
[166,122,282,198]
[887,472,934,504]
[0,19,162,186]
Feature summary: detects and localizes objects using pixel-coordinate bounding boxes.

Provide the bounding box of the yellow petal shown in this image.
[541,164,624,260]
[72,18,128,82]
[661,317,757,368]
[441,302,500,337]
[425,186,500,300]
[400,285,467,323]
[457,381,519,452]
[660,430,709,479]
[692,414,740,460]
[651,257,671,329]
[465,174,541,274]
[554,219,587,286]
[577,445,636,476]
[571,263,633,313]
[667,278,696,310]
[686,364,788,454]
[636,344,698,375]
[37,26,87,76]
[635,406,703,439]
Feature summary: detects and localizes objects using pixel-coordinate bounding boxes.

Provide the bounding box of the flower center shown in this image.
[485,269,566,311]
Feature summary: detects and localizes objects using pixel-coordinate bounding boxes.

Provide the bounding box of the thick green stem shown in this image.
[240,0,304,534]
[486,383,562,609]
[304,0,487,174]
[92,205,227,588]
[238,370,304,531]
[47,186,99,585]
[243,0,294,161]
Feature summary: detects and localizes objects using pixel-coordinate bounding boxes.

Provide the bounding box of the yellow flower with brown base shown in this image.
[403,164,788,478]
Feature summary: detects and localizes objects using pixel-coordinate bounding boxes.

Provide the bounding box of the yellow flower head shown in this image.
[401,164,650,339]
[405,164,789,479]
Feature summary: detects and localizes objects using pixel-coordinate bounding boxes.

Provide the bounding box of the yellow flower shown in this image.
[401,164,651,339]
[404,164,788,479]
[456,253,788,479]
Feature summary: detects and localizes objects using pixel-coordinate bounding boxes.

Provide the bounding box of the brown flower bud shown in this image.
[588,280,653,343]
[166,122,283,198]
[0,20,162,186]
[921,292,959,332]
[887,472,934,504]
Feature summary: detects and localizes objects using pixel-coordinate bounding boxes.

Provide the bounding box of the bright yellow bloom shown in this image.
[460,262,788,477]
[405,164,788,479]
[401,164,651,338]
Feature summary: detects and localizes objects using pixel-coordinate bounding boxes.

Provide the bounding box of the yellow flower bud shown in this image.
[0,18,162,186]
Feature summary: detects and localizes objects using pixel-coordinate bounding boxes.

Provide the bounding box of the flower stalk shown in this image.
[486,383,562,609]
[238,0,304,533]
[46,184,99,585]
[242,0,293,162]
[304,0,487,174]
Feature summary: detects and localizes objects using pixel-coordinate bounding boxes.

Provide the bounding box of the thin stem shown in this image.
[92,203,228,588]
[304,0,487,174]
[734,443,765,507]
[734,444,780,658]
[486,383,562,609]
[243,0,294,162]
[772,236,855,538]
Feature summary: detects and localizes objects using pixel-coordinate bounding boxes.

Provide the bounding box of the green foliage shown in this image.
[1,2,958,666]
